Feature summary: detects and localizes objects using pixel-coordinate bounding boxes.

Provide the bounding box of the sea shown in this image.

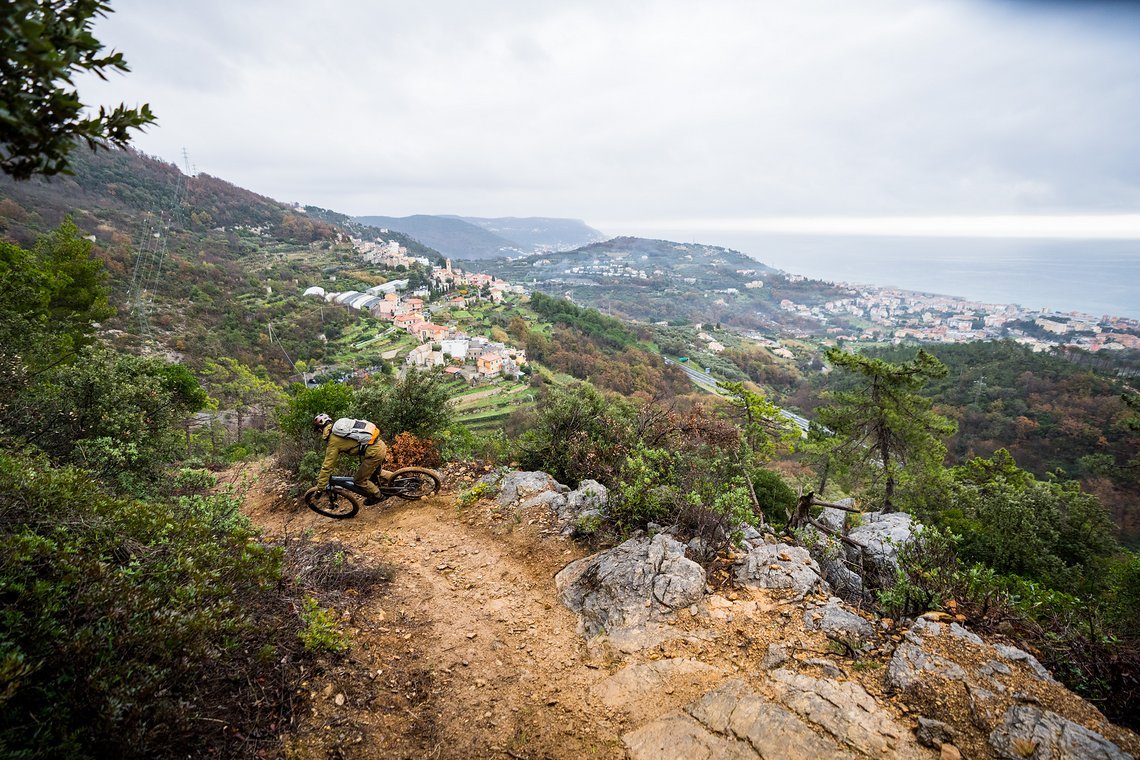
[633,231,1140,320]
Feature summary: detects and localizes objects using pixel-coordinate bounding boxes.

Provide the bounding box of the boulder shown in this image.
[817,500,855,532]
[734,544,828,597]
[806,510,923,600]
[739,524,764,546]
[496,470,561,509]
[993,643,1054,683]
[846,511,922,587]
[915,717,956,749]
[560,479,608,519]
[887,641,969,692]
[803,599,877,651]
[555,533,706,640]
[988,706,1133,760]
[803,529,867,601]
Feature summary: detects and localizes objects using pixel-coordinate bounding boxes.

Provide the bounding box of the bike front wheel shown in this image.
[389,467,442,500]
[305,486,360,519]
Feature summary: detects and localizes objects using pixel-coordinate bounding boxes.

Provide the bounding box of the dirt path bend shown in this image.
[243,464,630,759]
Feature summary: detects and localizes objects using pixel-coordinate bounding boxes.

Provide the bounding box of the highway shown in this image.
[664,357,812,435]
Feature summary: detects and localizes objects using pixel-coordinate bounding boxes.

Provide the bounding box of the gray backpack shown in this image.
[331,418,380,446]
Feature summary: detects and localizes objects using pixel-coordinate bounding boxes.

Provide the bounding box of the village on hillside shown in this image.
[305,237,529,384]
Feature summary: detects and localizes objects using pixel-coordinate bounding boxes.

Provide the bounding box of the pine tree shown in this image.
[817,348,956,513]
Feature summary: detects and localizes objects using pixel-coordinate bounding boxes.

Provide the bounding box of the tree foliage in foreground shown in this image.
[0,221,207,494]
[0,218,113,401]
[1,0,156,179]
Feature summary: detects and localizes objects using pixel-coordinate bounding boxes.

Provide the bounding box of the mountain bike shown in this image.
[304,466,442,519]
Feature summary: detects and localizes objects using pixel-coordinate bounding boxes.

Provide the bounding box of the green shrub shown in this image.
[676,482,756,561]
[172,467,217,493]
[749,467,797,526]
[352,368,454,441]
[0,451,302,758]
[439,423,511,464]
[298,597,349,654]
[276,381,354,474]
[15,348,208,496]
[517,381,635,487]
[298,450,323,483]
[224,443,252,462]
[609,445,677,529]
[278,382,354,440]
[942,450,1119,595]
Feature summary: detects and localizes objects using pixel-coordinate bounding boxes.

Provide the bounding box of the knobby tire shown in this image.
[305,486,360,519]
[389,467,442,500]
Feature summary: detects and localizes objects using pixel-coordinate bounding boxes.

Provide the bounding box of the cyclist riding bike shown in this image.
[311,413,388,504]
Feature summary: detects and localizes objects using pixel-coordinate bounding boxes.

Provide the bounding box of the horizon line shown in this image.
[599,214,1140,240]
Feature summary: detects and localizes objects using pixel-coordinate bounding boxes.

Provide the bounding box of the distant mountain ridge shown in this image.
[446,216,607,253]
[354,214,605,260]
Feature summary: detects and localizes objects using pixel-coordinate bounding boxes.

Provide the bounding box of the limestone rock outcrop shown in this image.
[733,543,828,597]
[555,533,705,647]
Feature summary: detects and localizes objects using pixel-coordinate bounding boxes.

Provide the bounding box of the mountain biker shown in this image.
[312,413,388,503]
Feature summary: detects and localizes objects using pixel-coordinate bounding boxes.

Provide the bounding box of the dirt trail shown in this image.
[243,462,631,758]
[240,461,1140,760]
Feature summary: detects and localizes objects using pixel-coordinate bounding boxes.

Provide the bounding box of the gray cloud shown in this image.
[77,0,1140,224]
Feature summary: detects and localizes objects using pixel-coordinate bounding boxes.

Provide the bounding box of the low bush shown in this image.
[876,524,1140,729]
[0,451,305,759]
[439,423,512,464]
[353,369,454,441]
[388,431,442,469]
[172,466,217,494]
[516,381,636,487]
[298,597,350,654]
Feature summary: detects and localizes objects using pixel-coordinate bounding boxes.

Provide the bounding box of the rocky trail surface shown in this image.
[238,462,1139,760]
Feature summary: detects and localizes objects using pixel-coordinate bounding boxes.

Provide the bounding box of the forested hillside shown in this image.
[0,147,405,378]
[791,341,1140,544]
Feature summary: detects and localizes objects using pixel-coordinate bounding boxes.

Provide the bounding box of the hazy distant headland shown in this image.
[631,230,1140,320]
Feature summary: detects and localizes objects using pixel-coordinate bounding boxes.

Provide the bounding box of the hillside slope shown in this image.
[473,235,845,334]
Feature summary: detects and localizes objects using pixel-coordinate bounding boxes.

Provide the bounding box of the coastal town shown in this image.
[778,285,1140,353]
[307,233,1139,390]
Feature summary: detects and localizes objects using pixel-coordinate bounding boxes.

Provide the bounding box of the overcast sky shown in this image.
[80,0,1140,237]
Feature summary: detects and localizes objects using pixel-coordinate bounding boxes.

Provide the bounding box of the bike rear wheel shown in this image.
[305,486,360,519]
[389,467,442,500]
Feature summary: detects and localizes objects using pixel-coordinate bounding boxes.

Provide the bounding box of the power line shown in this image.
[128,148,193,342]
[266,321,297,372]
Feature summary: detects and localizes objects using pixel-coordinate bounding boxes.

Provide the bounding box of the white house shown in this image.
[440,338,469,362]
